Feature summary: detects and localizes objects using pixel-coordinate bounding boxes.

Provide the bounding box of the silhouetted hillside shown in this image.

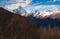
[29,15,60,28]
[0,7,39,39]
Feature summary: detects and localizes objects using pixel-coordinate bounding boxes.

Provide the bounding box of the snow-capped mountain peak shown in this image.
[8,6,60,18]
[13,6,26,16]
[40,10,53,17]
[13,6,32,16]
[34,10,40,17]
[25,10,31,16]
[32,9,60,18]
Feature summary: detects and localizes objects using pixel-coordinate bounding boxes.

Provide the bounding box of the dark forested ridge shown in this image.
[30,17,60,28]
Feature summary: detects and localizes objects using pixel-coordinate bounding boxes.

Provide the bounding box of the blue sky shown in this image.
[0,0,60,12]
[1,0,60,5]
[32,0,60,5]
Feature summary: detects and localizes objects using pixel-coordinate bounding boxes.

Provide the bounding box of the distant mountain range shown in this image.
[34,9,60,19]
[10,6,60,19]
[0,7,60,28]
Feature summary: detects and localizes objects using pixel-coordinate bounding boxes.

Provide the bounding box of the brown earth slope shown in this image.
[0,7,39,39]
[49,13,60,19]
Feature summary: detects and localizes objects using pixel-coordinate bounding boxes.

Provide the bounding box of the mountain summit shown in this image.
[13,6,26,16]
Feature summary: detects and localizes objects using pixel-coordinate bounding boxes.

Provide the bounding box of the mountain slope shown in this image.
[0,7,38,39]
[49,13,60,19]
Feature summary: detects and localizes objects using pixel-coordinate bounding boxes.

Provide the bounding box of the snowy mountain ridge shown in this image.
[3,6,60,18]
[13,6,31,16]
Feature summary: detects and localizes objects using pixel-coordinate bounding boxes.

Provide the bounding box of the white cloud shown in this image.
[32,5,60,12]
[15,0,24,2]
[11,0,32,7]
[4,3,20,11]
[20,0,32,7]
[53,0,56,2]
[4,0,32,11]
[34,5,58,9]
[24,5,60,13]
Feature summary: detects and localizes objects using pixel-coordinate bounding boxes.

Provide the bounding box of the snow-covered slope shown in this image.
[32,9,60,18]
[33,10,40,17]
[13,6,26,16]
[31,10,53,18]
[13,6,31,16]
